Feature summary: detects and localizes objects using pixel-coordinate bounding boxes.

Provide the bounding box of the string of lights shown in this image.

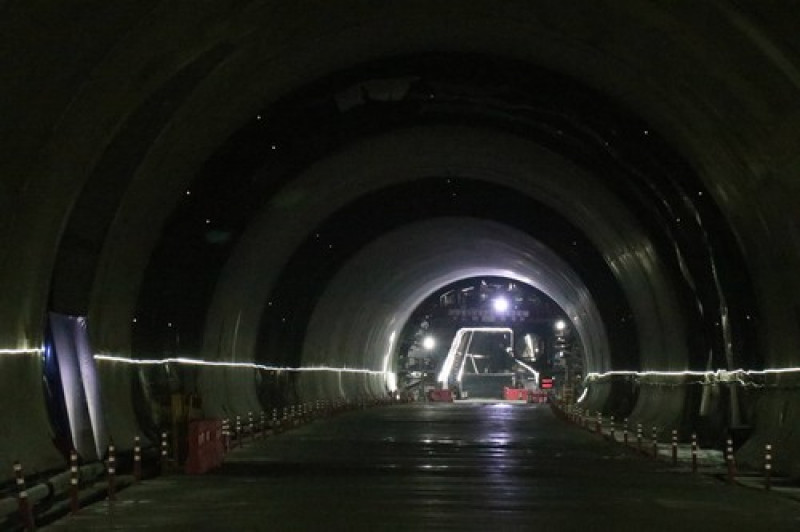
[0,347,44,355]
[6,347,800,386]
[93,354,388,375]
[585,367,800,388]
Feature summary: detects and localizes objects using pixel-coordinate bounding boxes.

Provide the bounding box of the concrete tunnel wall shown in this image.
[200,125,686,414]
[1,1,800,480]
[298,218,611,400]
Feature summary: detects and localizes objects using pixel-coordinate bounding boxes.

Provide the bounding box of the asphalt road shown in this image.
[44,401,800,531]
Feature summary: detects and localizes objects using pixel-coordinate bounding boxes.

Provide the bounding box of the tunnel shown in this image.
[2,1,800,520]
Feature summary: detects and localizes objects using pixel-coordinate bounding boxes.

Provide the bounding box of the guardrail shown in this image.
[550,401,781,492]
[2,394,408,530]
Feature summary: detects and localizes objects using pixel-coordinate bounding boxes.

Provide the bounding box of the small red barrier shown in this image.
[428,389,454,402]
[503,388,527,401]
[185,419,224,475]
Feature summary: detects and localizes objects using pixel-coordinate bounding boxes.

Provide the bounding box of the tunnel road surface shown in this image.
[45,401,800,531]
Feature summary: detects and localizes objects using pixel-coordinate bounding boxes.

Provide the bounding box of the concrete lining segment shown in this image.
[27,0,779,363]
[298,218,609,400]
[204,126,685,378]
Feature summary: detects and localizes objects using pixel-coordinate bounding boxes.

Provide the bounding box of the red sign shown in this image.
[540,378,554,389]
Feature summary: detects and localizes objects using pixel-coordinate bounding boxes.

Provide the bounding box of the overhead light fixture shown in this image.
[422,336,436,350]
[492,297,509,313]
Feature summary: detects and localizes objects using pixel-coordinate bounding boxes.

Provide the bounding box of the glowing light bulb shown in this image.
[422,336,436,350]
[492,297,509,313]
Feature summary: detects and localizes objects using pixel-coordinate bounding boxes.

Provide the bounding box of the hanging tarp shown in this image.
[48,313,108,460]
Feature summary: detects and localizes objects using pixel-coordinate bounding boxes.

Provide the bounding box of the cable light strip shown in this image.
[0,348,44,355]
[93,354,387,375]
[586,367,800,382]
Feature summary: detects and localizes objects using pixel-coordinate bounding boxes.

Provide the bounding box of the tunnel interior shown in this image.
[50,51,755,449]
[119,53,758,414]
[3,2,800,484]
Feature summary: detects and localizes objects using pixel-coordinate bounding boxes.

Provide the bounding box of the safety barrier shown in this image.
[528,390,549,403]
[133,436,142,482]
[503,387,527,401]
[1,394,405,529]
[428,389,454,402]
[185,419,224,475]
[552,401,780,492]
[13,461,35,530]
[726,437,737,483]
[161,431,169,474]
[107,441,116,501]
[764,444,772,490]
[69,450,79,514]
[5,458,105,530]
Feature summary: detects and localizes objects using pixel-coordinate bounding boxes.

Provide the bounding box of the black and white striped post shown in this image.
[160,431,169,475]
[609,416,615,441]
[235,415,242,445]
[671,430,678,465]
[107,440,116,501]
[651,426,658,458]
[637,423,643,452]
[222,418,230,452]
[260,411,266,438]
[69,449,79,514]
[133,435,142,482]
[691,433,698,473]
[248,412,254,442]
[726,437,736,483]
[764,444,772,491]
[596,412,602,434]
[13,461,35,531]
[623,418,629,445]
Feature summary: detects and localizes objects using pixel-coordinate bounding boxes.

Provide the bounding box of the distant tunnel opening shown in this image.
[395,277,581,401]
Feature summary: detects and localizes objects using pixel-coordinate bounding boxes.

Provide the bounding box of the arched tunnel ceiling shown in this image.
[203,124,684,376]
[5,0,786,375]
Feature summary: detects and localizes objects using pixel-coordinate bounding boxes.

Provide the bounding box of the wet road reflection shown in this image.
[46,401,800,531]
